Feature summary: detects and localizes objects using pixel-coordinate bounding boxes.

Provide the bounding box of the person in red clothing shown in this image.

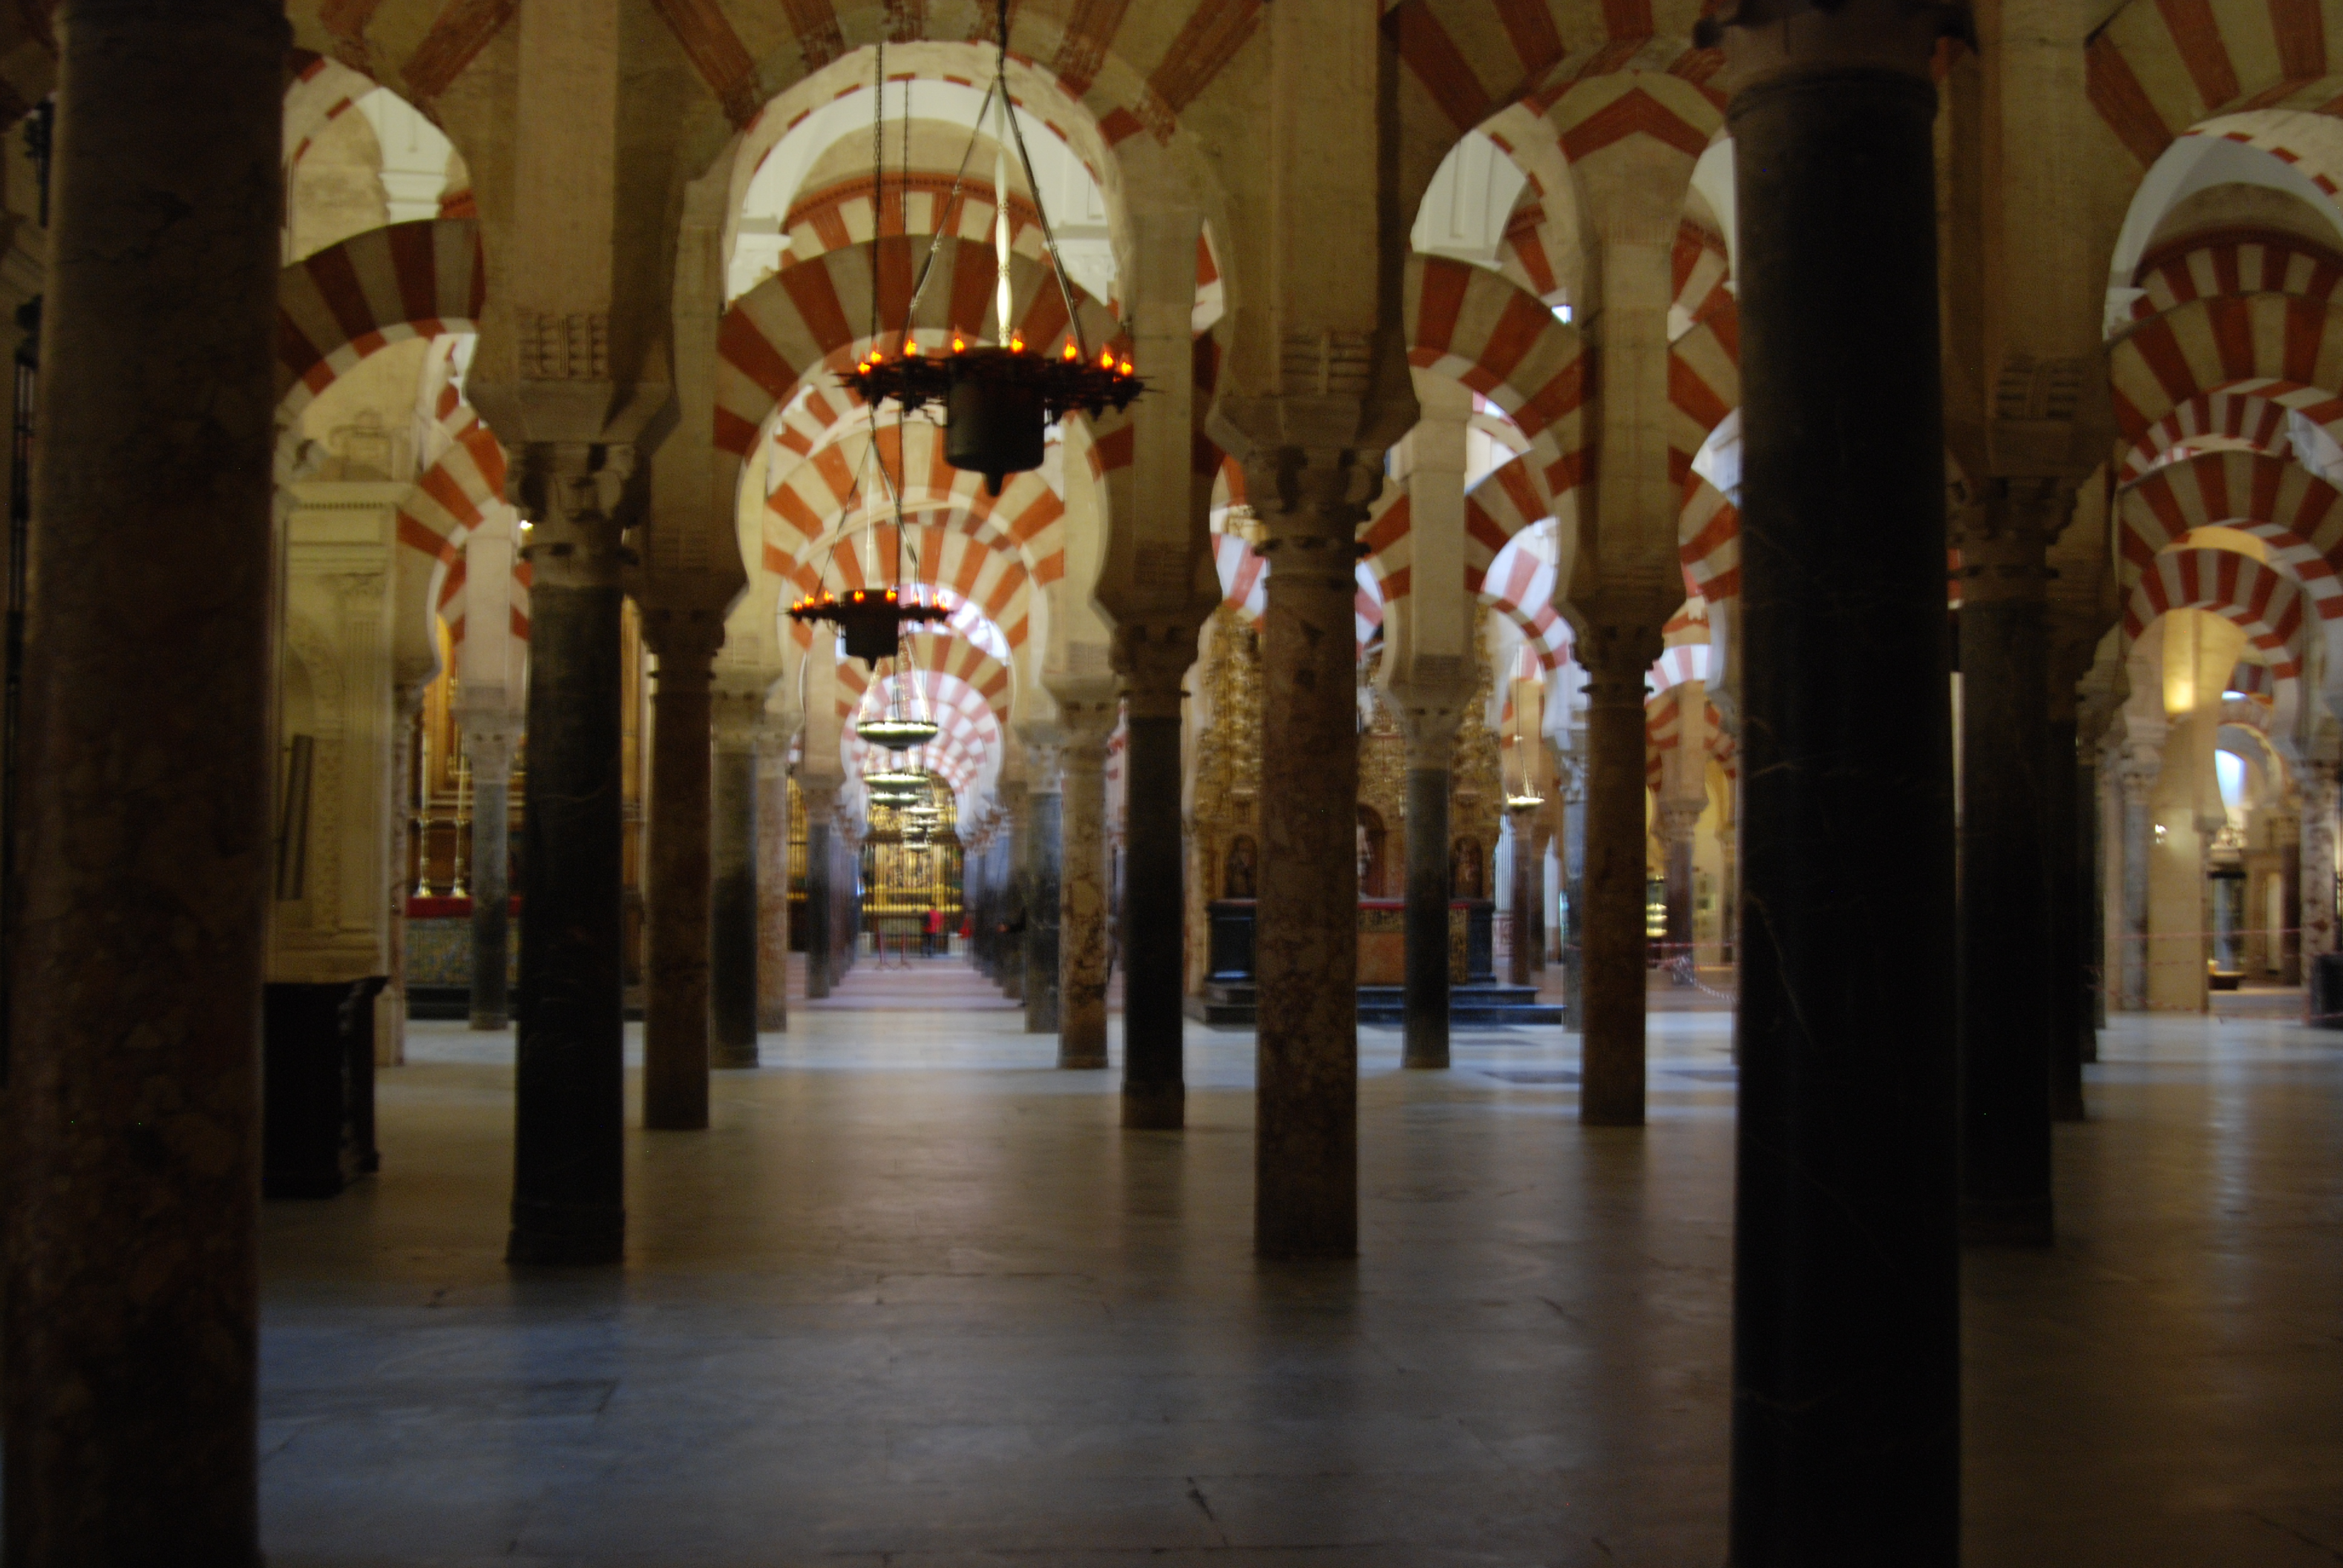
[921,906,943,958]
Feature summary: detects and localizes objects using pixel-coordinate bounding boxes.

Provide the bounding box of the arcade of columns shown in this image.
[5,0,2342,1562]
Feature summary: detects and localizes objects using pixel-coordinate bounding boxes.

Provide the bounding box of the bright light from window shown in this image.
[1552,302,1573,325]
[2216,750,2247,812]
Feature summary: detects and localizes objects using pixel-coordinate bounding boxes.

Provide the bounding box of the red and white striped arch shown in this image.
[2109,294,2343,457]
[2123,549,2307,679]
[765,420,1067,583]
[840,675,1003,797]
[1668,313,1738,486]
[2125,232,2343,326]
[1464,452,1558,593]
[772,173,1053,274]
[1211,531,1267,621]
[2082,2,2343,169]
[1480,524,1570,670]
[2116,449,2343,613]
[1679,475,1740,607]
[2119,383,2306,480]
[1407,256,1588,501]
[275,219,487,422]
[1672,220,1734,336]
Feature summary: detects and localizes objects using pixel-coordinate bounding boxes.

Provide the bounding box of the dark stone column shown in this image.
[1507,804,1539,987]
[710,707,761,1069]
[1116,635,1190,1125]
[1576,625,1663,1126]
[1659,802,1700,968]
[2117,746,2158,1009]
[1024,744,1064,1035]
[998,779,1029,1002]
[510,443,632,1264]
[802,777,839,999]
[1958,486,2059,1243]
[754,739,789,1030]
[638,609,721,1131]
[2080,745,2105,1050]
[3,2,284,1557]
[2048,714,2085,1122]
[1715,4,1963,1557]
[462,724,516,1031]
[1251,449,1374,1259]
[1403,736,1454,1067]
[1529,821,1550,974]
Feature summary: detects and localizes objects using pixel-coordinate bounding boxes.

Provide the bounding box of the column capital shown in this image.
[798,773,841,817]
[1571,609,1667,707]
[512,441,633,590]
[1657,799,1706,844]
[1047,672,1122,760]
[456,710,522,785]
[1110,619,1202,720]
[636,601,727,679]
[712,679,775,754]
[1703,0,1971,96]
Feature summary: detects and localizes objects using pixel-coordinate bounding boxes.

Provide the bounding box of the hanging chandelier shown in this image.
[854,655,942,750]
[844,0,1144,495]
[864,764,929,795]
[787,584,950,667]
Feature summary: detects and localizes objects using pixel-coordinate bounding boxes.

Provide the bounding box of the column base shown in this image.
[1122,1083,1185,1129]
[506,1201,624,1266]
[1959,1199,2053,1247]
[711,1047,761,1070]
[469,1010,509,1032]
[756,1007,787,1031]
[1401,1042,1449,1070]
[1057,1050,1109,1070]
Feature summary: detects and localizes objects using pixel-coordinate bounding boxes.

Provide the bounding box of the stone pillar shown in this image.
[1024,737,1066,1036]
[2300,763,2338,1001]
[1714,1,1964,1555]
[2046,711,2085,1123]
[460,717,517,1031]
[1053,688,1117,1068]
[1251,448,1378,1259]
[1657,799,1703,972]
[1957,485,2060,1243]
[4,2,284,1555]
[1577,623,1664,1126]
[2117,742,2161,1011]
[1507,802,1541,988]
[385,685,427,1063]
[998,779,1029,1002]
[1400,712,1463,1068]
[1558,749,1588,1027]
[1529,820,1551,974]
[709,693,762,1068]
[638,608,722,1130]
[1115,629,1193,1126]
[801,777,839,999]
[508,443,632,1266]
[754,739,790,1030]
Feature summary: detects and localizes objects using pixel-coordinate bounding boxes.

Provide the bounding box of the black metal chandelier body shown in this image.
[786,585,949,667]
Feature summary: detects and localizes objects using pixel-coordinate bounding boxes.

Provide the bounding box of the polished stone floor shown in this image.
[259,961,2343,1566]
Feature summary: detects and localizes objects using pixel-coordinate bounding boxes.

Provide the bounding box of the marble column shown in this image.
[802,777,840,999]
[1658,799,1702,970]
[1252,449,1376,1259]
[709,698,762,1069]
[1578,626,1663,1126]
[1715,0,1963,1554]
[998,779,1030,1002]
[754,741,790,1030]
[1055,694,1117,1069]
[1116,631,1191,1126]
[3,2,284,1555]
[638,609,723,1130]
[1507,803,1540,988]
[1403,716,1461,1068]
[2117,743,2160,1011]
[1957,486,2060,1243]
[460,717,517,1030]
[508,443,632,1265]
[385,685,427,1064]
[1558,750,1588,1028]
[1529,822,1551,975]
[2300,763,2338,1002]
[1024,740,1066,1036]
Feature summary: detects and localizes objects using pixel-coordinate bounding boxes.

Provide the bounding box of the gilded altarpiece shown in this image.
[1183,611,1504,997]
